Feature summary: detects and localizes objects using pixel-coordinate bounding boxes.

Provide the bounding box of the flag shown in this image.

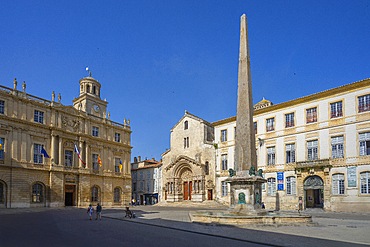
[41,146,50,158]
[119,159,123,171]
[98,155,102,167]
[74,144,86,166]
[0,143,2,150]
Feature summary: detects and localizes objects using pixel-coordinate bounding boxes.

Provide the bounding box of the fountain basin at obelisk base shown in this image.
[189,173,312,226]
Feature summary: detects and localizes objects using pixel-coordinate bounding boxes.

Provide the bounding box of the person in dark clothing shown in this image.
[96,203,102,220]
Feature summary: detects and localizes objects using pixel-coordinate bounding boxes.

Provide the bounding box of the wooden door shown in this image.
[189,181,192,200]
[183,182,188,200]
[208,189,212,200]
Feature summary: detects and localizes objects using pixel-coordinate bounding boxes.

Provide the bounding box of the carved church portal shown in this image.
[181,168,193,201]
[304,176,324,208]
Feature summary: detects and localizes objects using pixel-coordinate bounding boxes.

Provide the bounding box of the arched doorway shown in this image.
[304,176,324,208]
[180,168,193,201]
[0,181,6,208]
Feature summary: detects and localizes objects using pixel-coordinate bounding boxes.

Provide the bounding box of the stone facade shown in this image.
[214,78,370,212]
[162,78,370,212]
[162,111,216,202]
[0,76,132,208]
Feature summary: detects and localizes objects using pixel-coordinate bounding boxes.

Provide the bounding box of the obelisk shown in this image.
[234,14,257,173]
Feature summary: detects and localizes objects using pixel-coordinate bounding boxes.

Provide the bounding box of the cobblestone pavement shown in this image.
[105,201,370,246]
[1,202,370,246]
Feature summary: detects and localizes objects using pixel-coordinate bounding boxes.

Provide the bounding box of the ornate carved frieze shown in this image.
[61,115,80,132]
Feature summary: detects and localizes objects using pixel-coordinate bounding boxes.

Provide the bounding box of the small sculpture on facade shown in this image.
[13,78,17,90]
[22,81,26,93]
[257,168,263,177]
[58,93,61,103]
[228,168,236,177]
[249,166,256,176]
[52,91,55,102]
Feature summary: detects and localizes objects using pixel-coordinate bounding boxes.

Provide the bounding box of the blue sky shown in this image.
[1,1,369,161]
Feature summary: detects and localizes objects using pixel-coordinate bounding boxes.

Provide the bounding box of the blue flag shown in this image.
[41,146,50,158]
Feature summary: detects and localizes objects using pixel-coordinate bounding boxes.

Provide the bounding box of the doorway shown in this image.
[64,185,75,206]
[304,176,324,208]
[207,189,213,200]
[183,181,192,200]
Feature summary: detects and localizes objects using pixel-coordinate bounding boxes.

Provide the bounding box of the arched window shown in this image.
[360,172,370,194]
[114,187,121,203]
[32,183,44,203]
[93,85,96,95]
[184,121,188,130]
[86,85,90,94]
[80,85,84,93]
[267,178,276,196]
[91,186,100,202]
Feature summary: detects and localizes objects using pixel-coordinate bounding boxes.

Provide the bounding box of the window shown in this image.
[286,176,296,195]
[221,154,228,170]
[358,94,370,113]
[65,150,73,167]
[266,118,274,132]
[133,183,137,192]
[34,110,44,124]
[221,129,227,142]
[91,186,99,202]
[184,120,188,130]
[267,147,275,166]
[307,140,318,161]
[32,183,43,203]
[285,113,295,128]
[360,172,370,194]
[115,158,121,172]
[92,126,99,137]
[332,174,345,195]
[0,100,4,114]
[114,187,121,203]
[359,132,370,156]
[330,101,343,118]
[221,181,228,196]
[0,138,4,160]
[33,144,44,164]
[286,144,295,163]
[306,107,317,123]
[267,178,276,196]
[93,85,96,95]
[184,137,189,148]
[204,161,209,175]
[254,122,257,134]
[331,136,344,158]
[114,133,121,142]
[92,154,99,171]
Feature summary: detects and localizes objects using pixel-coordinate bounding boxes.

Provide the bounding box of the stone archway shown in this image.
[304,176,324,208]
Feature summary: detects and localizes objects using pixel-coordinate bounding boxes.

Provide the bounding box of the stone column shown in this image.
[58,137,63,166]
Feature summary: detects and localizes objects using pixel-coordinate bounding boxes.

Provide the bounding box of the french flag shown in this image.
[74,144,86,166]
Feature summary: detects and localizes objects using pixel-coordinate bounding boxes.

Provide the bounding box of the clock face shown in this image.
[93,104,100,112]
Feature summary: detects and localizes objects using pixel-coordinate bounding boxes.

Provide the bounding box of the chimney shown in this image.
[138,156,141,162]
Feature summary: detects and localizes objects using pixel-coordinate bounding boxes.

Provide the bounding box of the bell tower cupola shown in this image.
[73,72,108,118]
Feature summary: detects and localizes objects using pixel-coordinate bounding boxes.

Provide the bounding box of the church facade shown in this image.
[0,76,132,208]
[162,78,370,212]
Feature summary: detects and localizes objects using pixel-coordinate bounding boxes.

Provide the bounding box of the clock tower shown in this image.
[73,76,108,118]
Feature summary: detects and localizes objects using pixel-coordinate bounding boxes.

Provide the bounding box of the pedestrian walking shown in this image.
[87,204,94,220]
[96,203,102,220]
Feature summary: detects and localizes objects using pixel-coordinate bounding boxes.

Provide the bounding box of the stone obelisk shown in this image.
[228,14,266,214]
[234,13,257,173]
